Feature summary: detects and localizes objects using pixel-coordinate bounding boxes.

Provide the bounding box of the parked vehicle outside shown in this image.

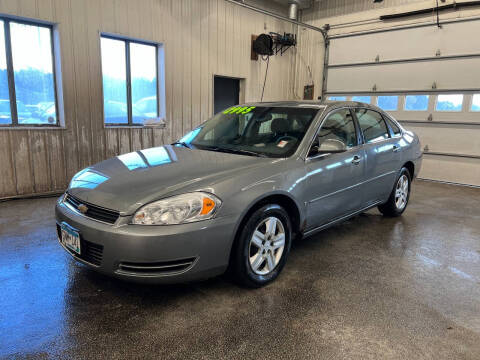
[55,101,422,287]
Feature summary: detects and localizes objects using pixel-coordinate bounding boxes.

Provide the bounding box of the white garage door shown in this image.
[325,18,480,187]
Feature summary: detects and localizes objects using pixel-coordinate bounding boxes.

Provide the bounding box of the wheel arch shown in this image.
[403,161,415,179]
[228,191,304,265]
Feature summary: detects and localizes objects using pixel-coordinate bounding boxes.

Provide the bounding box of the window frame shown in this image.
[100,33,161,127]
[307,107,361,160]
[0,17,60,128]
[382,113,403,138]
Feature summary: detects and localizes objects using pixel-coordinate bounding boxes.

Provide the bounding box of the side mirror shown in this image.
[318,138,347,153]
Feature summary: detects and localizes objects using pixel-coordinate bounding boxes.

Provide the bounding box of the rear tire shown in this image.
[231,204,292,288]
[378,167,411,217]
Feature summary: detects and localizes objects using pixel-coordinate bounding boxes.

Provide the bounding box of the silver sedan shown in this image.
[55,101,422,287]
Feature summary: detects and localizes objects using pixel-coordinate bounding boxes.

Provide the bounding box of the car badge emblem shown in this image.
[78,204,88,214]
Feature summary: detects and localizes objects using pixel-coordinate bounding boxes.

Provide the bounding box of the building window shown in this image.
[101,35,161,126]
[471,94,480,112]
[352,95,371,104]
[404,95,429,111]
[0,18,58,126]
[377,96,398,111]
[435,94,463,111]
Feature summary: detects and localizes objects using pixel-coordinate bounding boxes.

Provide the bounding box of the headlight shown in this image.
[132,192,221,225]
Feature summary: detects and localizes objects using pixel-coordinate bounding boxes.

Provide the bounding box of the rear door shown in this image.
[354,108,398,206]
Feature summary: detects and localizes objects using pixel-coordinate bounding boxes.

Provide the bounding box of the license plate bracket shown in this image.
[60,222,81,255]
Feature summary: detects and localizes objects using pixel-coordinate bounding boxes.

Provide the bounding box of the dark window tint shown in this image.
[355,109,390,143]
[317,109,357,149]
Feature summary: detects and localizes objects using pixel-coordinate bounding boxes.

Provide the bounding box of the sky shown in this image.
[101,37,157,81]
[0,21,54,73]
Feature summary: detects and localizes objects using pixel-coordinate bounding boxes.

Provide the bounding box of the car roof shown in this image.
[243,100,381,111]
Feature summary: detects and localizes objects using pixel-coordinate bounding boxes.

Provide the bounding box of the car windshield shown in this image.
[180,106,320,158]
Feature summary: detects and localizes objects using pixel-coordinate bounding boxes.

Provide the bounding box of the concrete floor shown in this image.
[0,180,479,360]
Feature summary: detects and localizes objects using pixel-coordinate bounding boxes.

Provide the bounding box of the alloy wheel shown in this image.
[395,174,409,210]
[248,216,285,275]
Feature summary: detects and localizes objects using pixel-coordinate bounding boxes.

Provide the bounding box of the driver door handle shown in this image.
[393,145,400,153]
[352,155,361,165]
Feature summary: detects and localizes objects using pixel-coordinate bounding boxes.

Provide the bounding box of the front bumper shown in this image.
[55,199,238,284]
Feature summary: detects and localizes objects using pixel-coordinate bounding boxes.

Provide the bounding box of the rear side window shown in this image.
[355,109,390,143]
[385,117,401,136]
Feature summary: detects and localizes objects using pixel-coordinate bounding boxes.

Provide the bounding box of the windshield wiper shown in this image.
[172,141,192,149]
[201,146,267,158]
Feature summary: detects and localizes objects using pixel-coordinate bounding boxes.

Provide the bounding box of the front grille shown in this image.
[118,257,197,275]
[57,224,104,266]
[65,193,120,224]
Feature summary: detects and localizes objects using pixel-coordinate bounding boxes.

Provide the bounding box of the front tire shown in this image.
[378,167,411,217]
[232,204,292,288]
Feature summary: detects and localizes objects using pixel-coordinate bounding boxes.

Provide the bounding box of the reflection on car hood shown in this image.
[68,145,269,215]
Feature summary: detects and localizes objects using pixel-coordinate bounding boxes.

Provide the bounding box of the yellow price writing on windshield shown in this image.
[223,106,256,115]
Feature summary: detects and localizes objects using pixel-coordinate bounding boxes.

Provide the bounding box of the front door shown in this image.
[305,108,365,230]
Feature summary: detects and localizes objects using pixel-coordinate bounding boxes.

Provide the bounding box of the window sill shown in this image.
[104,125,166,129]
[0,126,66,130]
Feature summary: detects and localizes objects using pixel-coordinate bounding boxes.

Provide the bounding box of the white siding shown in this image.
[298,0,480,186]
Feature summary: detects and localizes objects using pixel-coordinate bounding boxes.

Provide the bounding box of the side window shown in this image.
[385,117,401,136]
[355,109,390,143]
[310,109,357,156]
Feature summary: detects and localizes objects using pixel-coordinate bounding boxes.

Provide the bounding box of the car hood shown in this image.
[68,145,270,215]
